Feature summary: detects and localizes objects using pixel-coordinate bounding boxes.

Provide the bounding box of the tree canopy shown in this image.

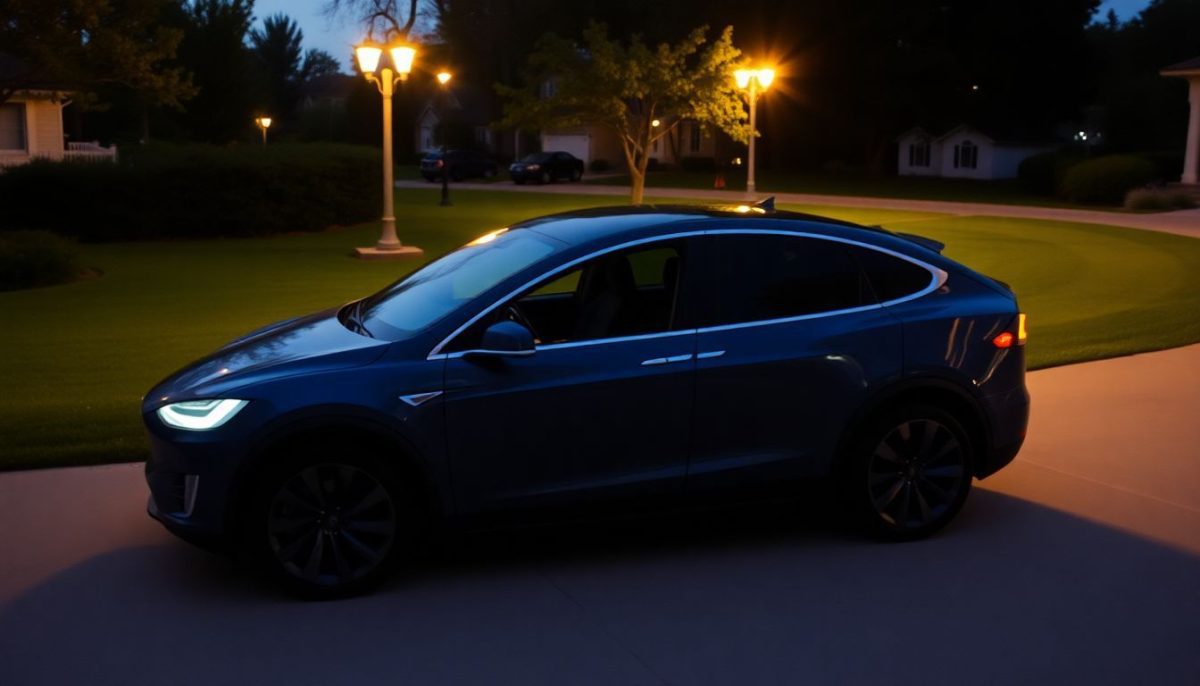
[499,23,748,203]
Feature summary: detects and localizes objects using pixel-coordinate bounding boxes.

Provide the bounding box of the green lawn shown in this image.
[2,188,1199,471]
[587,169,1145,211]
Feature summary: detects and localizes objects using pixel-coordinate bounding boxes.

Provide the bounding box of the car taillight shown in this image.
[992,313,1027,349]
[435,159,444,168]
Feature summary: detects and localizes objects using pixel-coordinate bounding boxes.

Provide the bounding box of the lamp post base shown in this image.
[353,245,425,260]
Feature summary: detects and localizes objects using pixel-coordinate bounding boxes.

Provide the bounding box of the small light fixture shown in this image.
[651,118,661,128]
[437,71,453,85]
[390,45,417,78]
[355,43,383,74]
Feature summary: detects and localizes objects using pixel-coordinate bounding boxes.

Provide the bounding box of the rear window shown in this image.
[710,235,872,326]
[848,246,936,302]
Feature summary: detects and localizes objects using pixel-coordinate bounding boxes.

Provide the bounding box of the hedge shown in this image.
[0,143,382,241]
[0,230,83,291]
[1059,155,1159,205]
[1124,188,1198,211]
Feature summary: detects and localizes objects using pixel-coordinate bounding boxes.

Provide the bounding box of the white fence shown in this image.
[63,141,118,163]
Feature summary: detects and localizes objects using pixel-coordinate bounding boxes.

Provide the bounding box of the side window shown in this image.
[848,246,936,303]
[710,235,871,326]
[445,240,689,351]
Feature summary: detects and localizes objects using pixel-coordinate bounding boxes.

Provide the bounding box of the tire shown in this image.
[539,171,550,184]
[838,403,974,541]
[483,167,496,178]
[570,168,582,182]
[244,445,420,599]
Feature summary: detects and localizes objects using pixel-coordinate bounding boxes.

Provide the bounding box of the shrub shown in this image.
[1059,155,1159,205]
[679,156,717,173]
[1017,150,1082,195]
[588,158,611,173]
[0,230,83,291]
[0,143,381,241]
[1124,188,1198,211]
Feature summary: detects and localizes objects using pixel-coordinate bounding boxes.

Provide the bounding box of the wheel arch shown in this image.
[225,410,447,535]
[837,375,992,477]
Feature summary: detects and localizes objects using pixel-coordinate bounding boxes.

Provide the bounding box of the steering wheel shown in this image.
[503,303,539,341]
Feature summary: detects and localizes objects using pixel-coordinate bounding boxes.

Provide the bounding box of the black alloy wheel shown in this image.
[843,404,973,540]
[256,456,408,597]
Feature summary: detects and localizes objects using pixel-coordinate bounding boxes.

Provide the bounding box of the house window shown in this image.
[689,123,702,153]
[0,103,27,151]
[954,140,978,170]
[908,140,930,167]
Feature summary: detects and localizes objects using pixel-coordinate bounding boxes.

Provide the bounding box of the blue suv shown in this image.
[144,201,1029,597]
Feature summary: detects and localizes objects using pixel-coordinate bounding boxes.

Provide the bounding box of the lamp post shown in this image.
[436,70,453,207]
[254,116,272,146]
[353,39,423,259]
[734,67,775,195]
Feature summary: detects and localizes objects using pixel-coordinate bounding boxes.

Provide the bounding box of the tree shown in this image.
[0,0,194,114]
[175,0,257,142]
[499,23,748,204]
[301,49,343,80]
[323,0,420,40]
[250,13,305,117]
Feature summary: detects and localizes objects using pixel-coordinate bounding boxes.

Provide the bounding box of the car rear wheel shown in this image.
[570,168,582,182]
[840,404,973,540]
[539,171,550,184]
[248,449,417,598]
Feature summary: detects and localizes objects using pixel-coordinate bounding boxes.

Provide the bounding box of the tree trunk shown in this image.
[630,168,645,204]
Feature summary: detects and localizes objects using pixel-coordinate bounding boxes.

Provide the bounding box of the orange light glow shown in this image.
[992,332,1015,349]
[468,228,507,246]
[1017,313,1027,344]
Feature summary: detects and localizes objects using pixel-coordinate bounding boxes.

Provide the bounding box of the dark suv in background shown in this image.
[509,151,585,184]
[419,149,498,182]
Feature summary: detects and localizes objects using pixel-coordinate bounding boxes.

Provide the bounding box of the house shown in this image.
[1160,56,1200,185]
[1,54,116,167]
[896,125,1051,180]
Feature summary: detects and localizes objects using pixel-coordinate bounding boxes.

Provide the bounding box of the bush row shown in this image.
[0,143,382,241]
[1018,150,1182,205]
[0,230,83,291]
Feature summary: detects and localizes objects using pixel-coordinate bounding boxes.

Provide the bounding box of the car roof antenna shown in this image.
[755,196,775,212]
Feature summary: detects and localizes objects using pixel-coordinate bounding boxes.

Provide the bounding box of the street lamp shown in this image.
[254,116,272,146]
[734,66,775,194]
[352,38,423,259]
[436,70,454,207]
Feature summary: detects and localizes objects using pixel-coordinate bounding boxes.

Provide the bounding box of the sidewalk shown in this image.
[396,180,1200,238]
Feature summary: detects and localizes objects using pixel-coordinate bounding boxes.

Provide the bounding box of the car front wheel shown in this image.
[248,450,415,598]
[840,404,973,540]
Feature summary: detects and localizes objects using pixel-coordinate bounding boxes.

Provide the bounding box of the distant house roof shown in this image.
[898,123,1051,148]
[1161,56,1200,76]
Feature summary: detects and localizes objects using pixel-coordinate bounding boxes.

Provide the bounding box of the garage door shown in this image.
[540,134,590,164]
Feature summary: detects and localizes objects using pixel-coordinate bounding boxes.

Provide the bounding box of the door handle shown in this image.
[641,353,693,367]
[697,350,726,360]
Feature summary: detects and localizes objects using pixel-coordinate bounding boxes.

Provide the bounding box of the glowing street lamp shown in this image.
[435,70,454,207]
[254,116,272,146]
[353,38,422,258]
[734,66,775,194]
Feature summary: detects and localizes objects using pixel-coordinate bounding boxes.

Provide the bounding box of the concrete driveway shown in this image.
[2,345,1199,685]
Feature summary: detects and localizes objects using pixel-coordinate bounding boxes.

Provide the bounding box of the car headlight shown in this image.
[526,164,540,171]
[157,399,248,431]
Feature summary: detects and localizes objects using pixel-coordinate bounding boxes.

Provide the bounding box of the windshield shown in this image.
[520,153,551,163]
[356,230,562,341]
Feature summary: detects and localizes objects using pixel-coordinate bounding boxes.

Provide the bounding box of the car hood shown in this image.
[145,307,388,407]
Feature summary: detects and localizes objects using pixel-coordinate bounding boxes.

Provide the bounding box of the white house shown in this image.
[1161,56,1200,185]
[896,125,1051,180]
[0,90,117,168]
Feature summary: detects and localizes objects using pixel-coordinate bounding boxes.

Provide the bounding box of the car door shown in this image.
[687,231,905,493]
[441,237,700,515]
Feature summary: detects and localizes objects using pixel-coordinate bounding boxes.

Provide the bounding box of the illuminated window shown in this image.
[954,140,978,169]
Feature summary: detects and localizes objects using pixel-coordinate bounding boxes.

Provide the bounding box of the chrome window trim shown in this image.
[427,227,946,360]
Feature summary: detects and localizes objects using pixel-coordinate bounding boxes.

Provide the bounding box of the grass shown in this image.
[2,187,1199,471]
[587,169,1148,211]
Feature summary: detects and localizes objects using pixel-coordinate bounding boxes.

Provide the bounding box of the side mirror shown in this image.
[464,320,536,359]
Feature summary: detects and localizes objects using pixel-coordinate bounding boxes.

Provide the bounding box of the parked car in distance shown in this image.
[509,151,584,184]
[143,199,1029,598]
[419,149,498,181]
